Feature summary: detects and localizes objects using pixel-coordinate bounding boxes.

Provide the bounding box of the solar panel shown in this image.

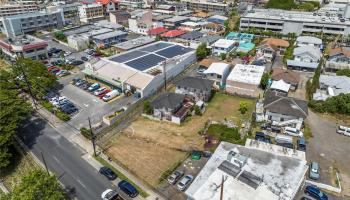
[109,50,147,63]
[125,54,166,71]
[139,42,173,52]
[155,45,193,59]
[218,160,241,178]
[237,171,262,189]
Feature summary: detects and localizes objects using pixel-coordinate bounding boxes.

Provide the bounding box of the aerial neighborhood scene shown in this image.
[1,0,350,199]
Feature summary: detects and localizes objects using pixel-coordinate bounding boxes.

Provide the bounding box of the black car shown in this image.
[260,123,271,130]
[255,132,271,143]
[99,167,117,180]
[71,60,84,66]
[297,138,306,151]
[81,56,89,61]
[271,126,281,133]
[118,180,138,198]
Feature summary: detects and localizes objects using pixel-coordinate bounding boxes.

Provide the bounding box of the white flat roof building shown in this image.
[204,62,231,76]
[240,6,350,35]
[211,39,235,49]
[227,64,265,85]
[185,140,308,200]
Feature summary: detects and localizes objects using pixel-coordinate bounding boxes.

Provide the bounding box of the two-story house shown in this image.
[150,93,193,124]
[296,36,322,49]
[325,47,350,72]
[175,76,214,102]
[211,39,235,56]
[128,10,153,35]
[256,38,290,62]
[201,22,225,36]
[203,62,231,89]
[287,46,322,71]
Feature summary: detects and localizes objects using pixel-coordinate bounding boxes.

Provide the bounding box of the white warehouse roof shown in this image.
[227,64,265,85]
[211,39,235,49]
[185,140,308,200]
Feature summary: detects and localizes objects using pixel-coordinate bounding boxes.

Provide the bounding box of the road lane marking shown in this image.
[76,179,87,189]
[52,155,60,163]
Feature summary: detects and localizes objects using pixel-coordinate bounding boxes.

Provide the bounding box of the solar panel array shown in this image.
[218,160,241,178]
[125,54,166,71]
[156,45,193,59]
[108,42,194,71]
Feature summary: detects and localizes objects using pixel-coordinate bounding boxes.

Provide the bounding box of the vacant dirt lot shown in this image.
[105,94,255,186]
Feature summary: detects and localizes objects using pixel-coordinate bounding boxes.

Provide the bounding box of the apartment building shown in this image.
[240,6,350,35]
[0,1,39,17]
[181,0,230,14]
[0,35,48,61]
[47,2,81,25]
[78,3,104,23]
[0,10,65,37]
[128,10,153,35]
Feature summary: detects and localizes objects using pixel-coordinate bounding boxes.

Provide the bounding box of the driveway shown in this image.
[306,110,350,198]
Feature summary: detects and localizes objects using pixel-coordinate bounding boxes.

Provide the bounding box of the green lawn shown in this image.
[207,124,247,145]
[94,156,149,198]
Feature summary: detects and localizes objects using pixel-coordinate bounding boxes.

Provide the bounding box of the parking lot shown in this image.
[156,156,210,200]
[56,74,138,129]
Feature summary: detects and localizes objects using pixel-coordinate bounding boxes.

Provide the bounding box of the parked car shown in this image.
[98,89,111,98]
[81,56,89,61]
[297,138,306,151]
[271,125,281,133]
[75,79,86,87]
[71,60,84,66]
[191,151,201,160]
[177,175,193,191]
[304,185,328,200]
[275,134,294,149]
[336,125,350,136]
[118,180,138,198]
[63,51,72,57]
[94,87,107,96]
[88,83,100,92]
[56,70,70,77]
[284,127,303,137]
[260,123,270,130]
[101,189,120,200]
[102,90,119,102]
[309,161,320,180]
[81,82,92,90]
[301,197,312,200]
[50,68,60,75]
[168,170,184,184]
[255,132,271,143]
[99,167,117,180]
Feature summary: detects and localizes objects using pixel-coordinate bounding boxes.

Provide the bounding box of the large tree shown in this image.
[11,58,57,98]
[0,69,31,168]
[196,43,210,60]
[3,170,67,200]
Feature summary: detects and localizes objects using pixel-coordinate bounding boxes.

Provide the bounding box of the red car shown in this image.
[47,66,59,72]
[98,89,111,99]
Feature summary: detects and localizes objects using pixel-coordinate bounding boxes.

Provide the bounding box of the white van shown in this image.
[102,90,119,102]
[284,127,303,137]
[337,125,350,136]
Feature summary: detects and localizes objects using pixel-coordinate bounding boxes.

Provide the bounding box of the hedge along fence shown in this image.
[306,58,323,100]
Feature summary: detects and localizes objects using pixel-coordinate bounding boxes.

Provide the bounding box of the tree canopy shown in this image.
[2,170,67,200]
[336,69,350,77]
[196,43,210,60]
[308,93,350,115]
[260,72,270,90]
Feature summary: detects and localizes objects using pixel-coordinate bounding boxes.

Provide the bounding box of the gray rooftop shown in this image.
[151,93,185,110]
[175,76,214,91]
[293,46,322,59]
[179,31,203,40]
[92,31,127,40]
[320,75,350,95]
[164,16,189,23]
[296,36,322,45]
[94,20,124,30]
[113,36,155,50]
[2,9,62,19]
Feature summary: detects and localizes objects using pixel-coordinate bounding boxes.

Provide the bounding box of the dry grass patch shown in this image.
[105,93,255,186]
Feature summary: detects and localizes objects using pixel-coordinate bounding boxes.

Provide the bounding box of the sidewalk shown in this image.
[35,107,164,200]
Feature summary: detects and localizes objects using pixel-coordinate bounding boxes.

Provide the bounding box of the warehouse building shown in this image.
[83,41,196,97]
[226,64,265,97]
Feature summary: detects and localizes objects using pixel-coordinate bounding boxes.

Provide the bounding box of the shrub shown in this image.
[143,100,153,115]
[194,105,202,116]
[207,124,241,143]
[308,93,350,115]
[239,101,249,114]
[196,43,210,60]
[260,72,270,90]
[220,53,227,60]
[336,69,350,77]
[80,127,92,140]
[55,110,71,121]
[41,100,54,112]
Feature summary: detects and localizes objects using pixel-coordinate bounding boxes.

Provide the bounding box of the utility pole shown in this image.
[88,117,97,157]
[162,60,167,92]
[41,151,50,176]
[220,175,224,200]
[17,63,38,109]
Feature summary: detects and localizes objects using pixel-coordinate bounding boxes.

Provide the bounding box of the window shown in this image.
[217,75,222,79]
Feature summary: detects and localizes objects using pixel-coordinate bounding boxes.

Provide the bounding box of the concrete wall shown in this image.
[265,111,302,122]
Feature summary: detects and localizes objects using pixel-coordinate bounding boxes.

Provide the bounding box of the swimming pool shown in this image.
[237,42,255,52]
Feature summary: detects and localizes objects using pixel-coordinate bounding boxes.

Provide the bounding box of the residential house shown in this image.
[177,31,204,46]
[287,46,322,71]
[95,0,119,16]
[296,36,322,49]
[109,10,131,25]
[148,26,168,36]
[226,64,265,97]
[207,15,228,24]
[271,68,300,90]
[211,39,235,55]
[161,29,186,39]
[256,38,290,62]
[175,76,214,102]
[151,93,193,124]
[270,79,291,94]
[263,90,308,124]
[313,75,350,101]
[163,16,189,29]
[226,32,255,53]
[179,21,201,31]
[203,62,231,89]
[325,47,350,72]
[201,23,225,36]
[128,10,153,35]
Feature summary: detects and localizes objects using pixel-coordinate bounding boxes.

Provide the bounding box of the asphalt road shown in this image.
[17,116,123,200]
